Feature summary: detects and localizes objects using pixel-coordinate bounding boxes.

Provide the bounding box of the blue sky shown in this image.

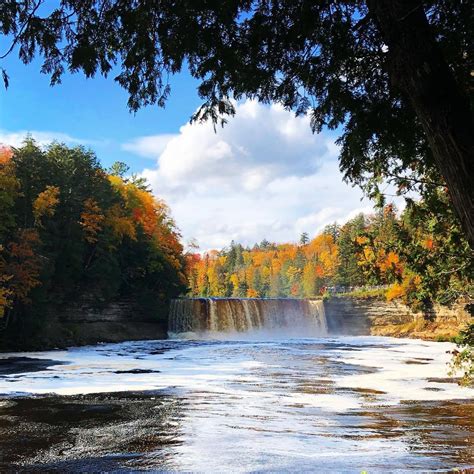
[1,55,201,171]
[0,53,388,250]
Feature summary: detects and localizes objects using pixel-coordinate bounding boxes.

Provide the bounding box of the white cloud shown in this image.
[0,129,93,148]
[126,100,393,250]
[121,134,177,159]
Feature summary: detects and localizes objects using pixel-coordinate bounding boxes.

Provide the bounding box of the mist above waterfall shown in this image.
[169,298,327,339]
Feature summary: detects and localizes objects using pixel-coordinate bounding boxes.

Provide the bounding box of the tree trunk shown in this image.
[367,0,474,247]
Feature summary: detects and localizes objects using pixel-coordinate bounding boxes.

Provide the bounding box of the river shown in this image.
[0,335,473,472]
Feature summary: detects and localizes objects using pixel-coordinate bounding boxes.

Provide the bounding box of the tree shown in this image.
[1,1,472,244]
[108,161,130,178]
[0,146,18,240]
[336,215,366,287]
[302,262,317,297]
[299,232,309,246]
[0,139,187,331]
[184,196,471,308]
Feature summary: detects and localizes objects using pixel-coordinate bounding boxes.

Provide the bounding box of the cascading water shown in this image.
[168,298,328,338]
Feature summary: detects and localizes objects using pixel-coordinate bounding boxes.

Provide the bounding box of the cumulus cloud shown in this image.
[127,100,384,250]
[0,129,95,148]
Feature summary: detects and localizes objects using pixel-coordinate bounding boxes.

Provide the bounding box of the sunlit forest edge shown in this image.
[0,139,472,384]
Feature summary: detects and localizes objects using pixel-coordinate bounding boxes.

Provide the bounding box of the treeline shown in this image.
[0,139,187,332]
[187,197,473,310]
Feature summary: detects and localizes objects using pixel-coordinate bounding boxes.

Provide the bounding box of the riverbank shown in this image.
[1,296,471,352]
[325,296,473,341]
[0,299,167,352]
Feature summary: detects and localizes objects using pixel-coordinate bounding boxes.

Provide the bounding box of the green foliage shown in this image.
[187,198,472,309]
[109,161,130,178]
[335,214,366,287]
[449,323,474,386]
[398,192,473,307]
[0,139,187,330]
[1,1,471,236]
[299,232,309,245]
[336,287,387,300]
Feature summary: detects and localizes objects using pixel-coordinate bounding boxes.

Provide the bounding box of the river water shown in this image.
[0,335,473,472]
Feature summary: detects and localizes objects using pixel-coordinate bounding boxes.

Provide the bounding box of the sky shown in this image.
[0,53,386,251]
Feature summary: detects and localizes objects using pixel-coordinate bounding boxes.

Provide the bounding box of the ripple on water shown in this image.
[0,336,473,472]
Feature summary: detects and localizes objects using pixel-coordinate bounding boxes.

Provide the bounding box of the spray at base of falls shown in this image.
[168,298,328,338]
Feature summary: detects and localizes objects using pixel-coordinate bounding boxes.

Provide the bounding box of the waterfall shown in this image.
[168,298,328,338]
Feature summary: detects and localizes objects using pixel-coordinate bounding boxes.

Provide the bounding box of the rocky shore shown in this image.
[325,297,473,341]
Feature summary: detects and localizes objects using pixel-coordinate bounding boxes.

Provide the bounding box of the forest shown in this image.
[1,139,472,320]
[0,139,187,338]
[0,138,472,381]
[186,199,472,311]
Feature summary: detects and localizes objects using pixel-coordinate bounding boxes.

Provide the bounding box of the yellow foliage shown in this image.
[80,198,105,243]
[243,251,253,266]
[386,272,422,302]
[261,266,271,279]
[33,185,60,225]
[386,283,405,301]
[105,204,137,241]
[361,246,375,263]
[229,273,239,288]
[286,265,301,282]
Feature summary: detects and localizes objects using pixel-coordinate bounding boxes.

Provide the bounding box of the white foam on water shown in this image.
[287,392,362,411]
[1,336,473,471]
[0,337,473,403]
[330,336,474,404]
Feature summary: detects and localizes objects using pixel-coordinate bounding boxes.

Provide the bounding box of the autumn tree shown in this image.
[0,139,187,336]
[186,199,471,310]
[1,1,472,244]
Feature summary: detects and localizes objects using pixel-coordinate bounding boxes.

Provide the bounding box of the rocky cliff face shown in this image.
[2,296,471,352]
[1,299,167,352]
[324,297,472,340]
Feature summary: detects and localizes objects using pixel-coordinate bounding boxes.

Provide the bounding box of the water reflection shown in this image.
[0,336,473,471]
[0,391,185,471]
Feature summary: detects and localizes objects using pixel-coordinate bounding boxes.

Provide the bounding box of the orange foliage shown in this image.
[386,273,422,302]
[105,204,137,242]
[422,238,435,250]
[0,146,13,164]
[385,283,405,301]
[80,198,105,243]
[186,232,339,297]
[6,229,42,303]
[247,288,259,297]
